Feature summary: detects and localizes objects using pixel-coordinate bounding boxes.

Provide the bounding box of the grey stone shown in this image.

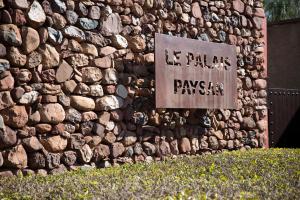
[79,18,98,30]
[47,27,63,45]
[64,26,86,41]
[101,13,122,36]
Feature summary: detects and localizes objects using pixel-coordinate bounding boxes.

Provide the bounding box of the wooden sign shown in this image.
[155,33,237,109]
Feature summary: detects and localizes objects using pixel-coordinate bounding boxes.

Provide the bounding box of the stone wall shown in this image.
[0,0,267,176]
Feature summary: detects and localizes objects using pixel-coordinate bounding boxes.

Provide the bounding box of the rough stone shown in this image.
[8,47,26,67]
[61,151,77,166]
[101,13,122,36]
[0,59,9,74]
[208,136,219,150]
[0,105,28,128]
[79,144,93,163]
[93,144,110,161]
[81,67,102,83]
[102,68,118,84]
[0,91,14,110]
[111,142,125,158]
[111,34,128,49]
[47,27,63,45]
[39,103,65,124]
[79,18,98,30]
[64,26,85,41]
[96,95,124,111]
[19,91,39,104]
[5,144,27,169]
[65,108,82,123]
[0,72,14,91]
[51,0,66,14]
[89,85,104,97]
[39,44,60,69]
[128,36,146,53]
[27,51,42,68]
[0,126,17,149]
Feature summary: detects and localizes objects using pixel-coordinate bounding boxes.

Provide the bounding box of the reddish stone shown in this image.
[0,105,28,128]
[111,142,125,158]
[13,9,27,26]
[232,0,245,13]
[0,126,17,150]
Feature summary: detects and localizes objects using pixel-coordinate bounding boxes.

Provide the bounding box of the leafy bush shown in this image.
[0,149,299,199]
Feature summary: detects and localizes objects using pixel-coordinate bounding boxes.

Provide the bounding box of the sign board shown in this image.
[155,33,237,109]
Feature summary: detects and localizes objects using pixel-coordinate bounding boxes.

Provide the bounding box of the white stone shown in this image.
[28,1,46,27]
[19,91,39,104]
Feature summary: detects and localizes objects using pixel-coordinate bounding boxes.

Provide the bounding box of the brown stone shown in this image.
[35,123,52,133]
[111,142,125,158]
[0,72,14,91]
[81,67,102,82]
[56,60,73,83]
[41,135,68,153]
[5,144,27,169]
[26,51,42,68]
[254,79,267,90]
[93,56,112,69]
[22,136,43,152]
[61,151,77,166]
[39,44,60,69]
[8,47,27,67]
[93,144,110,162]
[132,3,143,17]
[21,27,40,54]
[0,105,28,128]
[123,131,137,146]
[159,140,171,156]
[52,13,67,29]
[41,95,57,103]
[63,80,77,94]
[39,103,65,124]
[12,9,26,26]
[0,126,17,149]
[128,36,146,53]
[99,46,117,56]
[0,91,14,110]
[179,137,191,153]
[70,96,95,111]
[103,132,116,144]
[232,0,245,13]
[0,24,22,46]
[191,2,202,19]
[101,13,122,36]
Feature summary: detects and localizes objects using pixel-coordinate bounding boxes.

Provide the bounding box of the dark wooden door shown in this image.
[268,89,300,147]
